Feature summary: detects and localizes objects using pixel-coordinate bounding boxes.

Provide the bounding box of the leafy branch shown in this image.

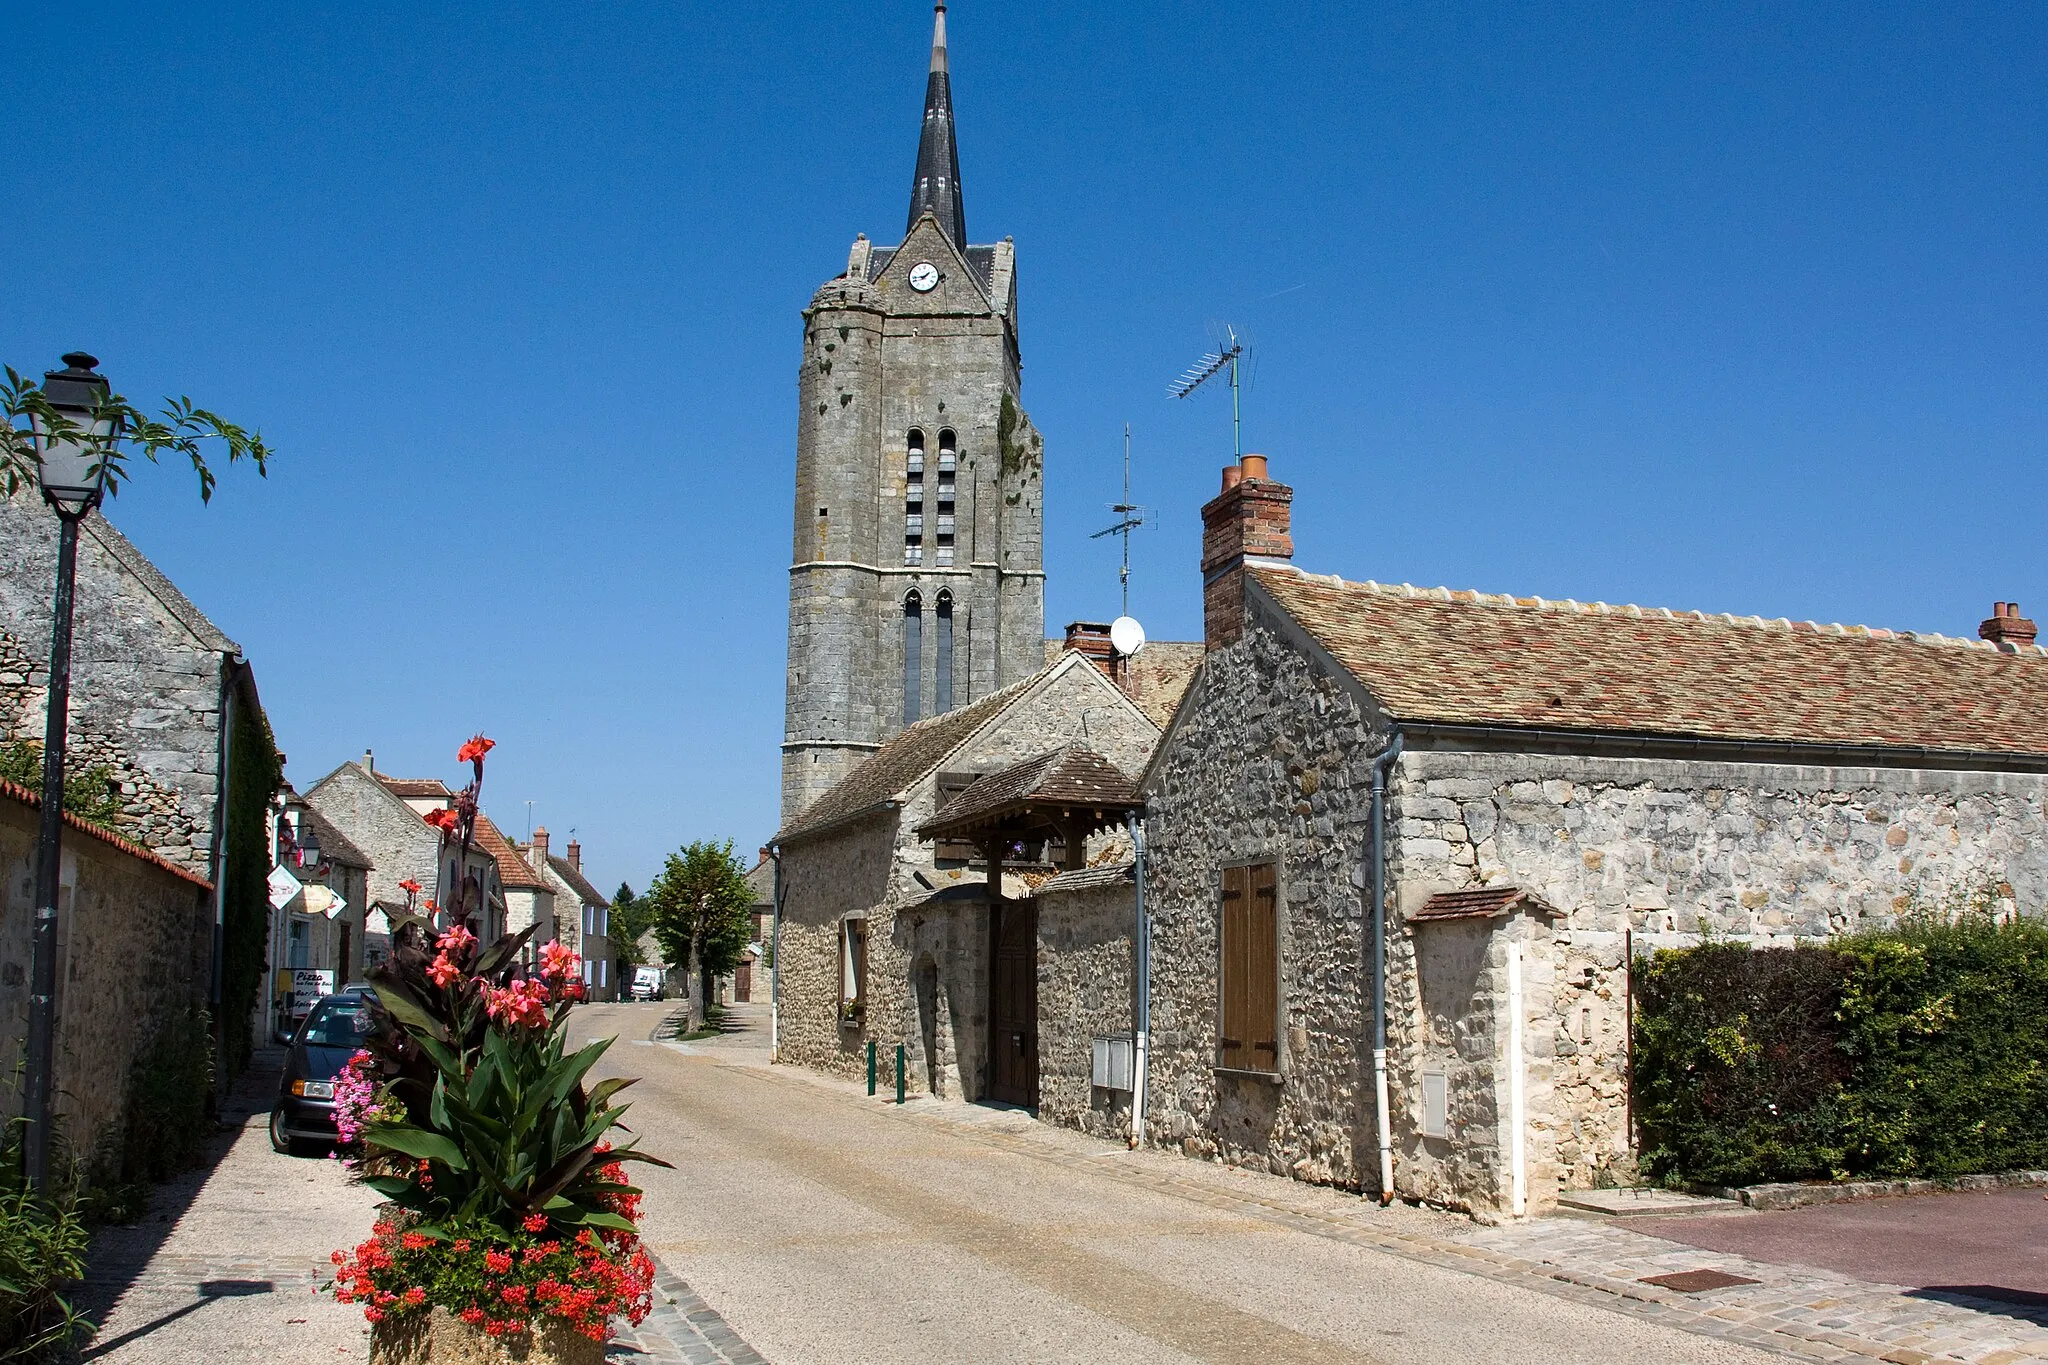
[1,366,271,505]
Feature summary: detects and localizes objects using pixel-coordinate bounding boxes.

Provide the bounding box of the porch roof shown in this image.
[914,744,1142,843]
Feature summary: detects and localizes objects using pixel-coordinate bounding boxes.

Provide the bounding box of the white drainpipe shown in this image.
[1507,939,1527,1218]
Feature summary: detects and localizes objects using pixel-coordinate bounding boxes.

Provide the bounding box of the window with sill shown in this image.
[1218,862,1280,1073]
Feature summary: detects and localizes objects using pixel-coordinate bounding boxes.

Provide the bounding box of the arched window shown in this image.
[903,592,923,726]
[934,430,957,566]
[936,591,954,713]
[905,430,926,565]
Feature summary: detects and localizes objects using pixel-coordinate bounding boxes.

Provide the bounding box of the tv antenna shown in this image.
[1089,423,1146,616]
[1168,324,1246,458]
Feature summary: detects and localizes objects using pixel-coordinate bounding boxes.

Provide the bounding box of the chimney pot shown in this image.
[566,838,581,871]
[1980,601,2038,652]
[363,748,375,773]
[1239,453,1268,481]
[1220,464,1242,491]
[1200,456,1293,652]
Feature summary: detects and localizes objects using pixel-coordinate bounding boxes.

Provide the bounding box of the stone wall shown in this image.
[1391,748,2048,1193]
[1035,872,1136,1139]
[778,660,1161,1100]
[0,497,236,875]
[303,762,442,914]
[0,788,212,1162]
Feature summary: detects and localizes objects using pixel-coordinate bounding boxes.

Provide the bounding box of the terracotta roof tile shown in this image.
[376,774,454,800]
[472,816,551,891]
[1411,885,1563,922]
[915,744,1142,838]
[1254,568,2048,757]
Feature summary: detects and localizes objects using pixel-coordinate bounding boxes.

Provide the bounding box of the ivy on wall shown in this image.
[1634,914,2048,1188]
[218,694,282,1079]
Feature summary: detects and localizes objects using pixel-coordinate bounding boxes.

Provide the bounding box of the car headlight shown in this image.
[292,1080,335,1099]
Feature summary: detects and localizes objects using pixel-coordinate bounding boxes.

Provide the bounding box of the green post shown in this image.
[867,1039,876,1096]
[896,1043,906,1105]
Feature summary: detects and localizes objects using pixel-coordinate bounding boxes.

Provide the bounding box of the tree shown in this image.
[3,364,270,503]
[645,842,753,1030]
[608,883,656,970]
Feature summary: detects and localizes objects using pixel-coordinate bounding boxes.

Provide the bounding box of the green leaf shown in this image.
[577,1210,638,1232]
[370,976,453,1046]
[370,1125,470,1171]
[473,925,540,978]
[587,1076,637,1111]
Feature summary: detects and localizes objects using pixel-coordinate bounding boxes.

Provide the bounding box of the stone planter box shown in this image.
[372,1308,606,1365]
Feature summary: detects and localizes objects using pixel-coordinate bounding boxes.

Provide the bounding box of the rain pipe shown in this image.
[1368,729,1405,1206]
[769,843,785,1063]
[1126,808,1150,1150]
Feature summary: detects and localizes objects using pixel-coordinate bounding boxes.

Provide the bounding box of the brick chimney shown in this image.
[1062,621,1119,681]
[1200,454,1293,650]
[566,838,582,871]
[530,826,550,875]
[1980,601,2038,652]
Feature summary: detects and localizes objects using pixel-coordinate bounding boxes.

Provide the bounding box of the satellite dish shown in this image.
[1110,615,1146,656]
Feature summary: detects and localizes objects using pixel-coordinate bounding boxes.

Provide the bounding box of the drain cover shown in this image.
[1640,1269,1761,1294]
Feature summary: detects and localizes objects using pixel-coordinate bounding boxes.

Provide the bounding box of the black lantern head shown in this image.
[30,353,119,517]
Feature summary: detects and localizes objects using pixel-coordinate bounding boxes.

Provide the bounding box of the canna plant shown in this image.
[329,736,667,1358]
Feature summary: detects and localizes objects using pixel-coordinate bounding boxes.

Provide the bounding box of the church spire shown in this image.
[906,3,968,248]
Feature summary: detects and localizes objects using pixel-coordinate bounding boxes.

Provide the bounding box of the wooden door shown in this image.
[987,898,1039,1107]
[735,961,752,1002]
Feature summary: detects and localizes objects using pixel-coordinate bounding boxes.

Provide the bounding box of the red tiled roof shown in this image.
[1254,568,2048,757]
[375,774,454,800]
[0,777,213,890]
[1411,886,1563,923]
[471,816,551,891]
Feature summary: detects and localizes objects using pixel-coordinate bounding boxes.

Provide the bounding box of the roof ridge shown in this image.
[1276,568,2046,657]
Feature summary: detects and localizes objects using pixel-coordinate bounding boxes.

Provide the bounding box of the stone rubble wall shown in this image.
[1393,748,2048,1193]
[0,790,212,1163]
[1034,878,1136,1139]
[303,763,442,915]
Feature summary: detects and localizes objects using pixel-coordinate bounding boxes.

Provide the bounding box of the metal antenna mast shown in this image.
[1090,424,1145,616]
[1169,324,1246,458]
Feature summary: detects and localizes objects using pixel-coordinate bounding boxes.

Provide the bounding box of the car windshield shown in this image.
[302,999,373,1048]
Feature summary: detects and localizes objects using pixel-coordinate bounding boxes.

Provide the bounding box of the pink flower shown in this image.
[485,978,552,1028]
[426,954,461,988]
[436,924,477,958]
[539,940,579,981]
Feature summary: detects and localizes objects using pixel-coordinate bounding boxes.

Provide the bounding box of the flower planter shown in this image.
[371,1307,605,1365]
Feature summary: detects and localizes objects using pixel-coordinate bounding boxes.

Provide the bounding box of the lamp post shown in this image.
[23,352,119,1193]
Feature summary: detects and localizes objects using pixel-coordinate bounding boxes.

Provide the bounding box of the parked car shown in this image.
[269,988,376,1154]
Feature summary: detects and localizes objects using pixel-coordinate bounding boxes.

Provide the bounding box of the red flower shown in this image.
[426,954,461,988]
[397,878,422,896]
[522,1212,549,1233]
[484,1249,513,1275]
[457,735,496,765]
[400,1233,431,1250]
[422,808,460,833]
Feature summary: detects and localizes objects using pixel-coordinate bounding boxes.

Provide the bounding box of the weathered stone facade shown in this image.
[777,657,1159,1101]
[1034,866,1138,1140]
[303,761,444,916]
[0,784,213,1163]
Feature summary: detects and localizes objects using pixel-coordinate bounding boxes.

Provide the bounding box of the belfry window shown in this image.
[905,429,926,565]
[903,592,923,727]
[934,428,957,566]
[936,591,954,713]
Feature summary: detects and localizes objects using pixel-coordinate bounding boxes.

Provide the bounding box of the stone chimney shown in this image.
[530,826,551,875]
[1200,454,1293,651]
[566,838,582,872]
[1980,601,2038,652]
[362,748,375,773]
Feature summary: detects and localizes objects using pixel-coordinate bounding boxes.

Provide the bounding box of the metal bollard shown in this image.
[867,1039,876,1096]
[896,1043,906,1104]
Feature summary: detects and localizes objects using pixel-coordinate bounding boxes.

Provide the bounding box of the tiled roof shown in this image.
[545,854,609,909]
[915,744,1142,839]
[0,777,213,890]
[1255,568,2048,757]
[1411,886,1563,923]
[1033,860,1135,896]
[775,667,1047,843]
[1124,642,1204,728]
[376,774,454,800]
[472,816,551,892]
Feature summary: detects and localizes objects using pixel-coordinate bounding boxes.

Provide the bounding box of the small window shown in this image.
[935,592,954,713]
[839,918,868,1024]
[903,592,923,725]
[1218,863,1280,1072]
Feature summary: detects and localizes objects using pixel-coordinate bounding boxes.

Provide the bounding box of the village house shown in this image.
[525,829,615,1000]
[773,649,1179,1101]
[266,789,373,1038]
[1135,454,2048,1220]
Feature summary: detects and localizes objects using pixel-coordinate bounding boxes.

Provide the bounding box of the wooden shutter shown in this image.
[1246,863,1280,1065]
[1219,866,1249,1069]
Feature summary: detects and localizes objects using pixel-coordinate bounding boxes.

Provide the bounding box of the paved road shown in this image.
[577,1001,1780,1365]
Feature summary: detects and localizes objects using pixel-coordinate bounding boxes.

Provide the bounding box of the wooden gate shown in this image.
[987,897,1038,1108]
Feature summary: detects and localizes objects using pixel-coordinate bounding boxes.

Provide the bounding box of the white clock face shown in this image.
[909,261,940,292]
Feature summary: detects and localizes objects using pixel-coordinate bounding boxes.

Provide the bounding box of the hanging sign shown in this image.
[267,865,304,910]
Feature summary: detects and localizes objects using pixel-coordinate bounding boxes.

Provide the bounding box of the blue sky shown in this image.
[4,2,2043,895]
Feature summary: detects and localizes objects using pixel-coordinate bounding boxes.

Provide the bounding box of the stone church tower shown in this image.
[782,4,1045,820]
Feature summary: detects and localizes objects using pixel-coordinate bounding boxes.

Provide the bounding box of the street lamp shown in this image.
[23,352,119,1193]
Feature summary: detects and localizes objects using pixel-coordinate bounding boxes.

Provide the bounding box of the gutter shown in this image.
[1403,721,2048,775]
[1125,808,1149,1150]
[1368,728,1404,1206]
[773,799,903,849]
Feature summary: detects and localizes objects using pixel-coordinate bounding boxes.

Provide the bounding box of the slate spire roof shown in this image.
[906,3,967,248]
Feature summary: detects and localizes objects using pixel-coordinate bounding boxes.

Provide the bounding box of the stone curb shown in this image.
[1713,1170,2048,1212]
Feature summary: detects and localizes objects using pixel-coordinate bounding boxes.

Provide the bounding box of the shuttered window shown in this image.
[1218,863,1280,1072]
[839,918,868,1021]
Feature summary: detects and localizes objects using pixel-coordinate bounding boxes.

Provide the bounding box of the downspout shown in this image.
[209,658,236,1103]
[1125,808,1149,1150]
[769,842,784,1064]
[1368,729,1404,1206]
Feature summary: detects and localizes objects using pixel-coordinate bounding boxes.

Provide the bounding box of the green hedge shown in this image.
[1634,916,2048,1188]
